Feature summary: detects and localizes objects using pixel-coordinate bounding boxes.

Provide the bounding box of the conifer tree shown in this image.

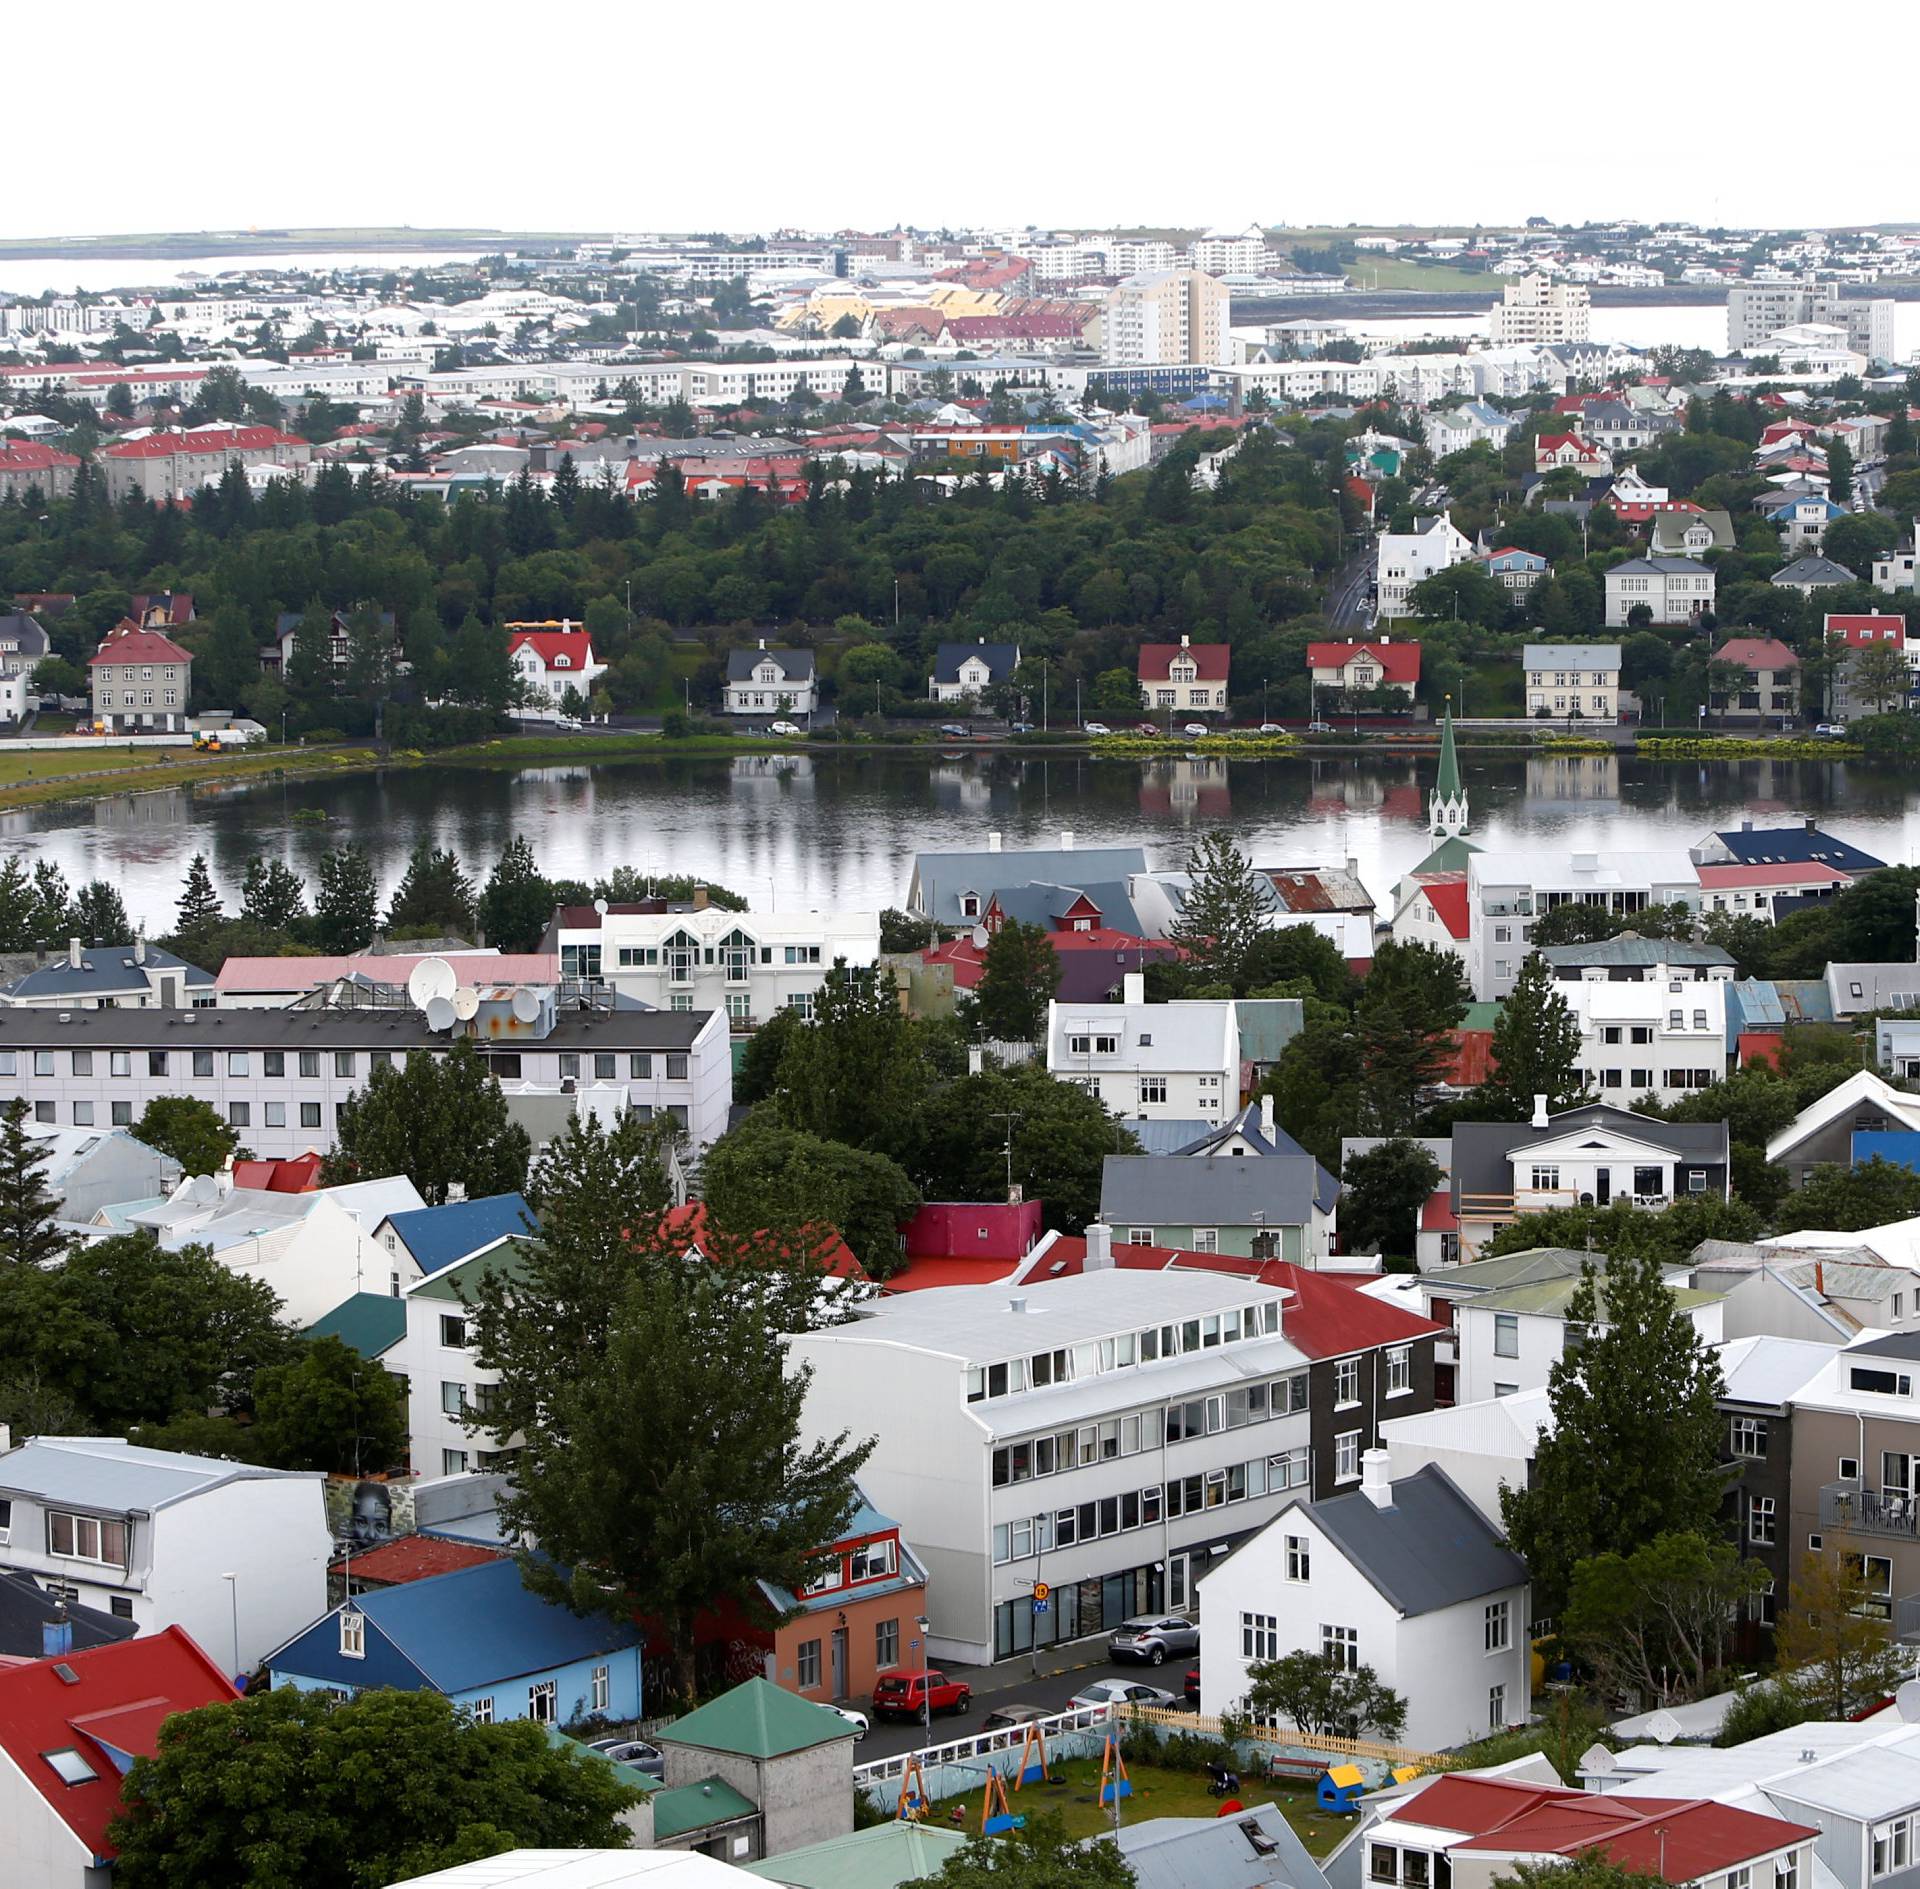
[313,845,379,953]
[1482,954,1587,1119]
[0,1098,68,1269]
[176,854,223,934]
[239,856,308,933]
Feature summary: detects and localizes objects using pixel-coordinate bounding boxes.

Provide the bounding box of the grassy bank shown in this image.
[0,741,382,810]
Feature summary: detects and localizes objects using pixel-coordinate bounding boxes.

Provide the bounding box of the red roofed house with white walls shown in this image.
[506,621,607,709]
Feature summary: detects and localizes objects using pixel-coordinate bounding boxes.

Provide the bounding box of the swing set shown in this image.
[894,1719,1053,1832]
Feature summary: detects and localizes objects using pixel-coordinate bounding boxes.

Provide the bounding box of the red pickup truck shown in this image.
[872,1668,972,1721]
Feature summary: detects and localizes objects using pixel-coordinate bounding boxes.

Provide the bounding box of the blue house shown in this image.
[265,1555,642,1727]
[1482,546,1550,596]
[373,1193,536,1279]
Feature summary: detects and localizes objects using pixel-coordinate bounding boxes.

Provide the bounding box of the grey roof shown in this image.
[1106,1801,1331,1889]
[1769,1745,1920,1820]
[0,614,50,655]
[1131,1118,1215,1155]
[1100,1153,1326,1230]
[0,1436,320,1510]
[910,843,1148,926]
[1772,555,1858,587]
[0,942,212,1003]
[990,879,1144,934]
[933,641,1020,686]
[1539,937,1736,971]
[1848,1331,1920,1362]
[0,1568,138,1659]
[1522,643,1621,669]
[1606,557,1709,576]
[1300,1463,1527,1616]
[725,644,814,682]
[1450,1103,1729,1206]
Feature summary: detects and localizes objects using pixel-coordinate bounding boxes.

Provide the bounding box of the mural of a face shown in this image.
[349,1481,394,1546]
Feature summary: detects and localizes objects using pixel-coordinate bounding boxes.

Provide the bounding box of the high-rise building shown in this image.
[1188,225,1267,275]
[1488,274,1590,345]
[1102,268,1230,366]
[1728,283,1896,362]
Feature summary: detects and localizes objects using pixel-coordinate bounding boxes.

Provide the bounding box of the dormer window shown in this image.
[340,1610,366,1658]
[1851,1367,1913,1397]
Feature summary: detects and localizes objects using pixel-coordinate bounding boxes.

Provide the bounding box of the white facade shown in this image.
[391,1248,517,1480]
[1604,557,1717,628]
[1377,514,1473,620]
[1103,269,1230,367]
[1189,227,1267,275]
[0,1437,330,1672]
[1489,275,1591,345]
[1425,404,1515,459]
[1046,979,1239,1123]
[1456,1283,1724,1404]
[723,644,817,716]
[1521,644,1622,720]
[507,628,608,707]
[1566,972,1729,1108]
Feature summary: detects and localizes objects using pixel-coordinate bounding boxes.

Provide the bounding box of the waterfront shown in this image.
[7,750,1917,931]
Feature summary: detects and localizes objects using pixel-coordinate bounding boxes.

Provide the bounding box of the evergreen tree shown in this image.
[28,861,75,947]
[972,919,1061,1042]
[449,612,515,712]
[1502,1249,1727,1616]
[770,960,930,1164]
[239,856,308,933]
[478,837,555,953]
[72,881,134,946]
[285,597,335,705]
[1481,955,1587,1119]
[198,603,259,709]
[1340,1138,1444,1262]
[1169,830,1269,991]
[176,854,224,934]
[133,1096,240,1176]
[313,845,379,953]
[0,1099,68,1269]
[0,855,33,952]
[248,1334,410,1475]
[385,841,477,938]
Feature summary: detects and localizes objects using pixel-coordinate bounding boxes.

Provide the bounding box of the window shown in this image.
[1137,1076,1167,1106]
[440,1315,468,1348]
[471,1696,493,1724]
[1322,1624,1358,1670]
[1493,1313,1519,1358]
[1286,1535,1310,1582]
[876,1617,899,1669]
[1485,1600,1511,1652]
[299,1052,319,1078]
[528,1681,557,1723]
[147,1049,168,1076]
[72,1102,93,1126]
[1529,1165,1559,1192]
[591,1664,610,1711]
[1386,1347,1411,1395]
[111,1101,131,1126]
[264,1051,284,1077]
[1874,1818,1911,1879]
[227,1051,249,1075]
[192,1050,213,1078]
[1731,1416,1767,1458]
[265,1101,285,1128]
[1335,1431,1362,1481]
[43,1747,99,1786]
[300,1102,322,1128]
[443,1448,469,1475]
[1242,1611,1279,1660]
[48,1511,128,1565]
[1334,1358,1360,1405]
[1488,1683,1507,1729]
[1777,1856,1798,1889]
[340,1611,366,1658]
[1749,1495,1776,1545]
[228,1101,249,1128]
[441,1381,465,1416]
[797,1639,822,1689]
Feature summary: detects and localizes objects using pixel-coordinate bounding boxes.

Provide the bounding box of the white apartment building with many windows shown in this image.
[786,1261,1314,1664]
[1605,557,1716,628]
[1046,977,1239,1123]
[1489,275,1590,345]
[1102,269,1230,366]
[1566,969,1730,1107]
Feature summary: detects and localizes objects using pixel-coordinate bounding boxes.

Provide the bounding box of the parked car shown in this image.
[1082,721,1111,737]
[872,1668,972,1720]
[1182,722,1209,738]
[1070,1678,1178,1711]
[1814,722,1849,737]
[1133,722,1160,736]
[587,1736,666,1778]
[1109,1615,1201,1665]
[981,1702,1053,1734]
[820,1703,869,1739]
[939,723,970,737]
[1258,721,1284,734]
[1009,721,1034,734]
[1307,720,1335,733]
[769,720,802,736]
[1185,1666,1200,1706]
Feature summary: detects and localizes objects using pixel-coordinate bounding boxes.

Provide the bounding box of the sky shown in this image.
[8,1,1917,242]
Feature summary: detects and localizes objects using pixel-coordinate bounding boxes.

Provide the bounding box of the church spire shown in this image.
[1430,697,1469,838]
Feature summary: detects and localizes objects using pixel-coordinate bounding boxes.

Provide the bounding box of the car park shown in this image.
[1109,1615,1201,1665]
[1070,1678,1178,1711]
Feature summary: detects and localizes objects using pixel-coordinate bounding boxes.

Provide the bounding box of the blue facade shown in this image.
[275,1644,642,1727]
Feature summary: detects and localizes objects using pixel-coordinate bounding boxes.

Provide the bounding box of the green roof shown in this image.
[1434,702,1464,803]
[1404,833,1480,879]
[650,1774,758,1840]
[306,1291,407,1358]
[1460,1002,1503,1032]
[410,1234,535,1303]
[1232,997,1305,1066]
[741,1820,970,1889]
[660,1676,855,1760]
[1474,1275,1723,1320]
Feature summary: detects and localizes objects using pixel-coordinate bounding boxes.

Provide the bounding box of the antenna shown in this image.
[511,988,541,1024]
[424,996,456,1033]
[452,986,480,1021]
[406,957,456,1008]
[593,897,609,915]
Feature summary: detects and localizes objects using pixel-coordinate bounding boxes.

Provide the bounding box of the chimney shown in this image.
[1261,1094,1275,1141]
[42,1611,72,1660]
[1085,1221,1114,1269]
[692,884,709,911]
[1180,634,1191,649]
[135,938,146,965]
[1532,1093,1550,1129]
[67,937,81,969]
[1123,971,1145,1005]
[1346,856,1359,880]
[1060,830,1075,852]
[987,831,1002,854]
[1009,1296,1028,1316]
[1816,1259,1825,1297]
[757,637,766,650]
[1360,1449,1393,1509]
[1806,816,1817,834]
[1741,818,1753,831]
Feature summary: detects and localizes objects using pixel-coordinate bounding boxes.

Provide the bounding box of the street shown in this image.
[1326,536,1377,631]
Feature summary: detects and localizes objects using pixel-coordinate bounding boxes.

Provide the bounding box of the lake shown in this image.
[6,752,1917,933]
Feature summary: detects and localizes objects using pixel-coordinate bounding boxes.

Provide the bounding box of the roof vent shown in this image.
[51,1663,79,1687]
[1008,1296,1028,1315]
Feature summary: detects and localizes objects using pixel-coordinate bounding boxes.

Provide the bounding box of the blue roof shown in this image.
[384,1193,535,1274]
[1856,1132,1920,1174]
[1708,826,1885,872]
[1726,979,1787,1036]
[267,1555,641,1695]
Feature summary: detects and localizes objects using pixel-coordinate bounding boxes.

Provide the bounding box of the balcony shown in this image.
[1820,1480,1920,1539]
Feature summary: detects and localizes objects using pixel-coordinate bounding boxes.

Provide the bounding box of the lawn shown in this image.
[1338,257,1498,295]
[0,740,380,808]
[0,743,212,788]
[927,1756,1354,1856]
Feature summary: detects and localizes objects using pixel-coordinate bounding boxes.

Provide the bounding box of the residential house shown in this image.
[0,442,80,502]
[1535,433,1613,478]
[1522,643,1621,721]
[1377,514,1474,620]
[1047,974,1238,1122]
[724,642,817,717]
[929,639,1019,704]
[87,619,192,732]
[1825,612,1919,719]
[1426,403,1516,459]
[0,611,50,678]
[1101,1803,1333,1889]
[1650,509,1735,556]
[1307,638,1420,705]
[1563,965,1729,1107]
[372,1192,536,1283]
[1709,638,1801,723]
[1482,547,1549,597]
[1198,1456,1529,1750]
[19,1121,177,1223]
[1872,522,1917,595]
[1578,400,1678,455]
[1772,555,1859,597]
[1878,1022,1920,1084]
[1138,635,1230,716]
[0,1628,240,1889]
[98,424,311,503]
[213,947,546,1009]
[266,1554,644,1727]
[395,1237,525,1479]
[906,834,1149,926]
[1827,962,1920,1022]
[0,1436,330,1671]
[506,624,608,707]
[0,938,214,1011]
[1378,1386,1554,1526]
[0,1567,137,1659]
[1100,1148,1337,1264]
[1698,860,1855,920]
[264,605,397,678]
[1766,1069,1920,1189]
[1538,937,1736,982]
[333,1533,505,1601]
[1691,818,1885,878]
[307,1290,408,1369]
[1768,494,1850,548]
[1604,557,1715,628]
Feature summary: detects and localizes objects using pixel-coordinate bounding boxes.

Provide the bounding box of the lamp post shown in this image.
[914,1613,932,1744]
[220,1572,239,1681]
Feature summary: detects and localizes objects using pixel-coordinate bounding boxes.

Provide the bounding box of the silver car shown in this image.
[1108,1615,1200,1665]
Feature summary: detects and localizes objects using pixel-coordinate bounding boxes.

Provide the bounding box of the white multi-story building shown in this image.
[392,1239,520,1479]
[1424,402,1515,459]
[1376,513,1473,619]
[1464,848,1701,1001]
[1604,556,1716,628]
[547,899,881,1029]
[1564,969,1729,1108]
[1521,643,1622,720]
[1489,274,1590,345]
[1103,269,1230,367]
[1046,976,1238,1122]
[786,1258,1312,1663]
[1188,226,1267,276]
[1728,283,1896,362]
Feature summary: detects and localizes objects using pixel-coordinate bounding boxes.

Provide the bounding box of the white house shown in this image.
[0,1436,330,1671]
[393,1239,520,1479]
[1425,403,1515,460]
[506,624,607,707]
[1047,975,1238,1123]
[930,639,1020,704]
[24,1121,177,1223]
[1604,557,1715,628]
[1378,1388,1553,1527]
[723,641,817,716]
[1521,643,1621,721]
[1377,514,1473,620]
[1197,1455,1530,1752]
[1565,969,1729,1108]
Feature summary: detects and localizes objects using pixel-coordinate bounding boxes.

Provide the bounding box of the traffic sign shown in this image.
[1032,1582,1050,1602]
[1032,1599,1049,1615]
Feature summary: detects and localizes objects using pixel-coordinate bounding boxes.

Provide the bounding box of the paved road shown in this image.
[1326,538,1377,632]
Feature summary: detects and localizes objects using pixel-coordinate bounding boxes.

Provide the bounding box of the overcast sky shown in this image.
[10,1,1917,242]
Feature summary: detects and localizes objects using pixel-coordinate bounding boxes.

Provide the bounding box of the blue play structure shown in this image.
[1318,1763,1366,1813]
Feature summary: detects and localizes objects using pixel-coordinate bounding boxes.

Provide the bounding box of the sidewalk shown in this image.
[938,1633,1115,1701]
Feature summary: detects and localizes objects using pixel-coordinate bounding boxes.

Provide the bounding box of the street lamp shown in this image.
[220,1572,239,1681]
[914,1614,932,1744]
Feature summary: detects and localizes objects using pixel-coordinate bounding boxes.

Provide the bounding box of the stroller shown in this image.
[1207,1762,1242,1798]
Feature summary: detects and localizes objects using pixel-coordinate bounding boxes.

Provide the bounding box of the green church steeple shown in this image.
[1430,697,1469,838]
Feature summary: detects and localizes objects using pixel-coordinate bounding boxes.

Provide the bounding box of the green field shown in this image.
[0,740,378,807]
[1336,257,1499,294]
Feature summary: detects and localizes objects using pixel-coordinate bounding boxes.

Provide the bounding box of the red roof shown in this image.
[1713,636,1799,670]
[0,443,81,473]
[1420,1189,1459,1233]
[887,1255,1027,1292]
[1536,433,1604,456]
[1697,861,1852,890]
[1306,640,1422,685]
[230,1153,324,1193]
[1138,641,1230,682]
[1739,1032,1786,1069]
[660,1203,865,1282]
[902,1201,1044,1264]
[507,630,596,672]
[330,1534,505,1584]
[86,627,192,667]
[1446,1027,1495,1087]
[1417,880,1469,941]
[1826,613,1910,647]
[101,426,306,460]
[0,1626,238,1864]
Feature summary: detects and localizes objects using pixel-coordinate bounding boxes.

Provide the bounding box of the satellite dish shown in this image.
[971,926,989,951]
[452,986,480,1020]
[1581,1744,1615,1775]
[511,987,541,1023]
[593,897,609,915]
[1898,1680,1920,1723]
[424,996,456,1033]
[407,956,456,1007]
[1645,1708,1682,1747]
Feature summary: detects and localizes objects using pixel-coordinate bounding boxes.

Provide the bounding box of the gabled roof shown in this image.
[1825,612,1911,645]
[0,1625,238,1864]
[1522,643,1621,669]
[724,645,814,682]
[87,627,192,667]
[1772,555,1857,586]
[932,641,1019,685]
[1713,636,1799,670]
[1306,640,1421,684]
[1100,1153,1326,1229]
[383,1193,536,1274]
[1138,641,1230,682]
[307,1291,409,1359]
[0,1568,138,1660]
[331,1534,504,1585]
[0,1437,319,1512]
[0,941,211,1002]
[661,1675,855,1759]
[1418,880,1471,940]
[738,1820,969,1889]
[1767,1068,1920,1162]
[1538,936,1735,970]
[507,630,596,671]
[102,425,305,459]
[650,1775,760,1841]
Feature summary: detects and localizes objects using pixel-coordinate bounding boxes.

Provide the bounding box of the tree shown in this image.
[71,880,135,945]
[386,840,478,938]
[325,1038,531,1204]
[1481,956,1587,1118]
[911,1815,1135,1889]
[248,1334,410,1474]
[770,961,930,1163]
[1244,1649,1408,1740]
[0,1099,68,1269]
[107,1687,643,1889]
[879,908,934,954]
[313,844,380,952]
[1340,1138,1443,1262]
[239,856,308,932]
[176,853,223,935]
[1092,667,1143,717]
[1502,1250,1729,1617]
[1717,1677,1818,1748]
[1827,436,1854,504]
[702,1118,919,1281]
[973,920,1062,1042]
[1774,1157,1920,1233]
[1562,1531,1766,1705]
[1776,1549,1909,1718]
[1355,939,1470,1132]
[1492,1858,1670,1889]
[478,836,555,953]
[1169,831,1269,991]
[285,597,336,706]
[1265,1020,1366,1172]
[133,1096,241,1176]
[1480,1196,1759,1266]
[197,603,259,710]
[1851,640,1913,717]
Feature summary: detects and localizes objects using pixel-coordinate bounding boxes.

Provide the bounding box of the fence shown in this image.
[1128,1704,1448,1770]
